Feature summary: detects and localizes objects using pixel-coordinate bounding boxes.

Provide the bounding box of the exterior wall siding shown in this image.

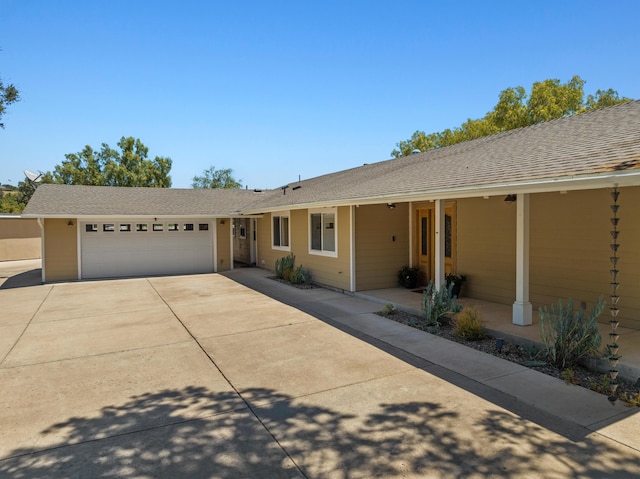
[355,203,410,290]
[216,219,232,272]
[43,218,78,281]
[0,217,41,261]
[457,196,517,304]
[256,207,352,291]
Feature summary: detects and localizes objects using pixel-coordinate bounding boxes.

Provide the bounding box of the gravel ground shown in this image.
[377,309,640,406]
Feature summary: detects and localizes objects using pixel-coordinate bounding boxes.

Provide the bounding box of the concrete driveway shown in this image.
[1,268,640,478]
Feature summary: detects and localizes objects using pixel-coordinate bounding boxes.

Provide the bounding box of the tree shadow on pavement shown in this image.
[0,268,42,289]
[2,386,639,478]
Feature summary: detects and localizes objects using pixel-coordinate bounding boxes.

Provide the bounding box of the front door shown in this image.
[416,203,457,284]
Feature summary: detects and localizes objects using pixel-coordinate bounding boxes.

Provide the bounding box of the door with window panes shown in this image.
[416,203,456,285]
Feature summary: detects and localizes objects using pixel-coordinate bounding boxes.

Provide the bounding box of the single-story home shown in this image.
[23,100,640,331]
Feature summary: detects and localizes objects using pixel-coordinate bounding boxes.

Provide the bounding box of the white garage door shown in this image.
[81,220,213,279]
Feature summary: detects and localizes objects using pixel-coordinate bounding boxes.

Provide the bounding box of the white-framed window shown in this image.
[198,223,209,231]
[239,222,247,239]
[119,224,131,232]
[183,223,194,231]
[136,223,148,232]
[103,224,115,232]
[153,224,163,231]
[85,224,98,232]
[272,213,290,250]
[168,223,179,231]
[309,208,337,256]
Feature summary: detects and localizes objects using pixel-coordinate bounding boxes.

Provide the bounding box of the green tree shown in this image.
[0,78,20,129]
[392,76,632,158]
[44,136,172,187]
[192,166,242,189]
[0,190,25,213]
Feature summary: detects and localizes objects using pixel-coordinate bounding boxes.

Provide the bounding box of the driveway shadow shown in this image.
[1,386,639,478]
[0,269,42,289]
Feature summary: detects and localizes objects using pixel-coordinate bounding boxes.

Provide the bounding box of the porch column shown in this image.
[512,193,533,325]
[434,199,445,289]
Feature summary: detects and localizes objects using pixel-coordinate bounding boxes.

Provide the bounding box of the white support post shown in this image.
[434,199,445,289]
[350,205,356,292]
[513,193,533,325]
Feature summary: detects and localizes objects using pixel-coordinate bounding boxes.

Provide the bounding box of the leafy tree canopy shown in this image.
[0,78,20,129]
[192,166,242,189]
[43,136,172,188]
[391,76,632,158]
[0,190,25,213]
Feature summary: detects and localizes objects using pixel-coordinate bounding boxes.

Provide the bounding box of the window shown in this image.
[421,217,428,255]
[272,214,289,249]
[103,224,115,232]
[310,209,336,255]
[445,214,452,258]
[85,224,98,232]
[136,224,148,232]
[239,223,247,239]
[153,224,163,231]
[198,223,209,231]
[119,224,131,232]
[183,223,194,231]
[168,223,179,231]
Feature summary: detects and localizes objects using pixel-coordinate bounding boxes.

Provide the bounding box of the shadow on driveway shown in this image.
[2,386,639,478]
[0,269,42,289]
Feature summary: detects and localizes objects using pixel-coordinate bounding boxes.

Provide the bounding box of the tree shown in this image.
[0,190,25,213]
[391,76,632,158]
[0,78,20,129]
[43,136,172,187]
[192,166,242,189]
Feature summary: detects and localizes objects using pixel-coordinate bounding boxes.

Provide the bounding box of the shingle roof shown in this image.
[245,100,640,212]
[23,184,273,217]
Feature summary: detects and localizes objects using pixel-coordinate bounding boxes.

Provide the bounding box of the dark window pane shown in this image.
[445,214,452,258]
[421,217,428,255]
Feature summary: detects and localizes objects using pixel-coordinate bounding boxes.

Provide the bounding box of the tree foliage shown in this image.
[43,136,172,188]
[192,166,242,189]
[391,76,632,157]
[0,190,25,213]
[0,78,20,129]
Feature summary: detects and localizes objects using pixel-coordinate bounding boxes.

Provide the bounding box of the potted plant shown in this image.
[398,266,423,289]
[445,273,467,298]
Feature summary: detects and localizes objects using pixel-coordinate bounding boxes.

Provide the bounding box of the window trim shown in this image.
[272,212,290,251]
[308,207,338,257]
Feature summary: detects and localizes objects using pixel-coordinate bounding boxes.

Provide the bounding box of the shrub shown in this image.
[398,266,423,289]
[289,265,312,285]
[539,297,605,369]
[422,281,462,333]
[453,306,487,341]
[275,254,295,280]
[380,303,397,315]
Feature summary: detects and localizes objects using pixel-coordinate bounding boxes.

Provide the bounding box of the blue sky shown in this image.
[2,0,639,189]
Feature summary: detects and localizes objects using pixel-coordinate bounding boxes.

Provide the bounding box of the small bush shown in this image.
[275,254,295,280]
[289,265,312,285]
[539,297,605,369]
[398,266,423,289]
[422,281,462,333]
[453,306,487,341]
[380,303,397,315]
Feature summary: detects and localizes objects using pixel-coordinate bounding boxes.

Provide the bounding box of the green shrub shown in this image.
[453,306,487,340]
[275,254,295,280]
[422,281,462,333]
[539,297,605,369]
[398,266,423,289]
[289,265,312,285]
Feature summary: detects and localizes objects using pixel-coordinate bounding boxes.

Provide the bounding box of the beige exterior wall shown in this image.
[457,196,517,304]
[355,203,410,290]
[256,207,352,291]
[456,188,640,330]
[0,217,41,261]
[216,219,232,272]
[43,218,78,282]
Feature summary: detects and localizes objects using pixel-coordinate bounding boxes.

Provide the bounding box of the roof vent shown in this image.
[411,149,421,155]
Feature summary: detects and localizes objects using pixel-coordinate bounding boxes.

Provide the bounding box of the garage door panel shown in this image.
[81,221,214,279]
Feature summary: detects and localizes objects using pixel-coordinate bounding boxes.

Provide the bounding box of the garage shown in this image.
[81,219,214,279]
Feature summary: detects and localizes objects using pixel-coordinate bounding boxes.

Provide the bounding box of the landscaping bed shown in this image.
[376,308,640,406]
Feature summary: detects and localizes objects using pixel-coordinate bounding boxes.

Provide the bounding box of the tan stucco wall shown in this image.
[0,217,41,261]
[355,203,410,290]
[216,219,232,272]
[43,218,78,282]
[256,207,352,291]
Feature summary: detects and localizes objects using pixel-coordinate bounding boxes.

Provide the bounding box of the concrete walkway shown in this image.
[0,264,639,478]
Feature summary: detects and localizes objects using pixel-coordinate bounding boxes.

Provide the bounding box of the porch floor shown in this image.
[355,287,640,383]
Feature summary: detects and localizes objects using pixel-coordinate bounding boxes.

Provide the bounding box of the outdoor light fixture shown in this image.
[387,203,396,209]
[504,194,517,203]
[220,219,226,225]
[67,220,74,226]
